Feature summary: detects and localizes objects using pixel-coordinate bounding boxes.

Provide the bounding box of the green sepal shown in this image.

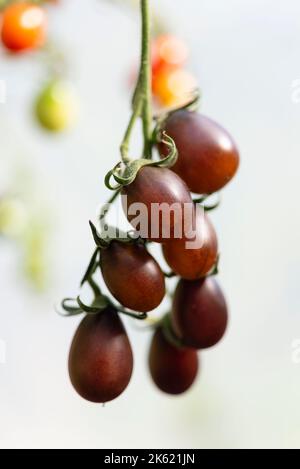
[105,132,177,191]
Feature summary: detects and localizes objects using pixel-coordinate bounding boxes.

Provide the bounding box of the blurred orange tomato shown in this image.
[152,67,197,108]
[1,2,47,52]
[152,34,189,74]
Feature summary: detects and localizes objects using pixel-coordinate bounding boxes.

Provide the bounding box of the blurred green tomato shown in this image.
[22,221,48,291]
[0,198,27,237]
[34,80,78,132]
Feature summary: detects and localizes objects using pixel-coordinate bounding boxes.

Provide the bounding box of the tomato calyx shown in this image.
[59,224,148,321]
[59,280,147,322]
[89,220,145,250]
[105,132,177,191]
[153,89,201,135]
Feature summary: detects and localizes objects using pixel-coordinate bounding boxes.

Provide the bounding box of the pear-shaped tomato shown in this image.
[149,326,199,395]
[34,80,78,132]
[69,308,133,403]
[100,241,165,313]
[159,111,240,194]
[121,166,193,243]
[162,208,218,280]
[172,277,228,349]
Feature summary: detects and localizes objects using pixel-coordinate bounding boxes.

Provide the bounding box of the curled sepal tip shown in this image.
[77,295,109,314]
[203,194,221,212]
[57,298,84,317]
[58,295,148,321]
[117,307,148,321]
[193,193,221,212]
[104,132,177,191]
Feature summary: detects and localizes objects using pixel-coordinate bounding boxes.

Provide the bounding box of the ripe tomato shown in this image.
[159,110,240,194]
[172,277,228,349]
[1,3,47,52]
[149,326,199,395]
[152,67,197,108]
[69,308,133,403]
[100,241,165,313]
[162,209,218,280]
[121,166,193,243]
[34,80,78,132]
[152,34,189,74]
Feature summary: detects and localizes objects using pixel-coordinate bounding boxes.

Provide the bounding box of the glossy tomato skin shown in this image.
[1,3,47,52]
[159,111,240,194]
[69,308,133,403]
[162,209,218,280]
[149,326,199,395]
[121,166,193,243]
[172,277,228,349]
[100,241,165,313]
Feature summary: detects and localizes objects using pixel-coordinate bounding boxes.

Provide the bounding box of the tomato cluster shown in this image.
[59,0,240,404]
[67,105,239,402]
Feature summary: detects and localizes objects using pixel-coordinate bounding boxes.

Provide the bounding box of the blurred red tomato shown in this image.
[1,2,47,52]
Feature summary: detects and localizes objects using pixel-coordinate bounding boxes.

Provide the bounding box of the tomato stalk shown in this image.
[140,0,152,159]
[120,0,153,163]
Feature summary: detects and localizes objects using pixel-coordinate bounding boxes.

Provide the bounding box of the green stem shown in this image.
[88,278,102,299]
[105,188,120,205]
[120,99,143,163]
[140,0,152,158]
[119,0,153,163]
[99,188,121,229]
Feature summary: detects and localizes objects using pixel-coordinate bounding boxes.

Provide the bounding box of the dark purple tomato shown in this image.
[172,277,228,349]
[68,308,133,403]
[162,208,218,280]
[121,166,193,243]
[100,241,165,312]
[159,111,240,195]
[149,326,199,395]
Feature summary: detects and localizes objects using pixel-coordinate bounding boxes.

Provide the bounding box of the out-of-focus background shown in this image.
[0,0,300,449]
